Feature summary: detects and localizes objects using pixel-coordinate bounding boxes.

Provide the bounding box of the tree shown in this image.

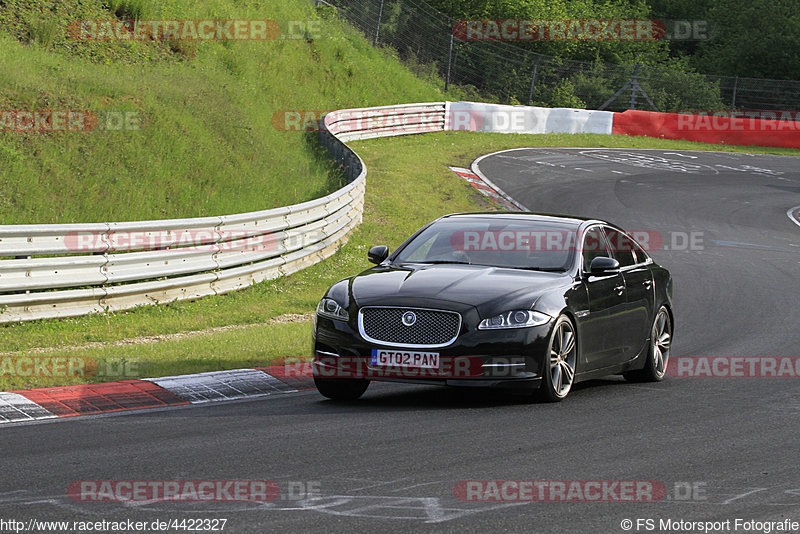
[691,0,800,79]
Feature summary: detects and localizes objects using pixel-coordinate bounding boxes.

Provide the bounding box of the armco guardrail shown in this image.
[1,100,610,324]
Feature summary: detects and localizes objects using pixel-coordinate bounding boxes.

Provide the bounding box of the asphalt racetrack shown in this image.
[2,148,799,533]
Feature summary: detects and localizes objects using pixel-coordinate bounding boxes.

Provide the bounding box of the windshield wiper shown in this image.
[396,261,563,271]
[512,266,565,272]
[403,260,472,265]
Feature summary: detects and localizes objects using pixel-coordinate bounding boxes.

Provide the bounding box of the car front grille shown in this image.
[359,307,461,347]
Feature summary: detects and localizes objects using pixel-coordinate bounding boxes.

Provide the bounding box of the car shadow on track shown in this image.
[313,377,633,411]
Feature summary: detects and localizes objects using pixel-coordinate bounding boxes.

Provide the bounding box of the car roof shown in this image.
[441,212,607,229]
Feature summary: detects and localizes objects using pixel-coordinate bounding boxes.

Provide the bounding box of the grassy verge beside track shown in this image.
[2,132,799,390]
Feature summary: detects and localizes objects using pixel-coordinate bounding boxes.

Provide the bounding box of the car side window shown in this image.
[604,227,636,268]
[630,237,650,264]
[581,226,611,272]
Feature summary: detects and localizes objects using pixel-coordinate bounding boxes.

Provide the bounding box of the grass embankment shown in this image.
[0,0,444,223]
[2,131,800,390]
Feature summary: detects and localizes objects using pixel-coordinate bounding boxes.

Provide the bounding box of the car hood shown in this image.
[349,263,571,313]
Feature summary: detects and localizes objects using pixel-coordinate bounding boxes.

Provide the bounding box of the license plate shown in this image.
[371,349,439,369]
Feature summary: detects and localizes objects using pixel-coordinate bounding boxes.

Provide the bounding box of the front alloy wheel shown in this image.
[538,315,577,402]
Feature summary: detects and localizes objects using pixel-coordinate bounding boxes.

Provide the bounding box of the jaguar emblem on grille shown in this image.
[401,311,417,327]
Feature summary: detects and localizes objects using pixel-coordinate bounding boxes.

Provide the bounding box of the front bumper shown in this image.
[312,311,552,392]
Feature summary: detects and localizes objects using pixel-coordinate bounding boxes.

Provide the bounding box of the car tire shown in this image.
[537,315,578,402]
[314,378,370,400]
[623,306,672,383]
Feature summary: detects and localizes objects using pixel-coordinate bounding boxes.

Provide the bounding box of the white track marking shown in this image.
[389,481,444,493]
[470,153,529,211]
[720,488,769,505]
[787,206,800,229]
[348,478,409,492]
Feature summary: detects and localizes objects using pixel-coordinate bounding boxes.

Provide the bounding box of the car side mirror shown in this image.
[368,245,389,264]
[589,256,620,274]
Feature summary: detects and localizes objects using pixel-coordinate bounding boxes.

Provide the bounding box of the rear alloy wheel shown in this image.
[624,306,672,382]
[314,378,369,400]
[538,315,578,402]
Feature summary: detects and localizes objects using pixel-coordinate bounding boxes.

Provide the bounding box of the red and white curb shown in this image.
[0,392,58,423]
[449,166,525,211]
[0,366,315,425]
[147,369,295,404]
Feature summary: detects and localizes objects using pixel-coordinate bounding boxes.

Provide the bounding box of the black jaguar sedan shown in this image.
[312,212,673,402]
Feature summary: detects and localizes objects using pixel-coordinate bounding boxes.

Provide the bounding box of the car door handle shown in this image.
[643,279,652,289]
[614,285,625,295]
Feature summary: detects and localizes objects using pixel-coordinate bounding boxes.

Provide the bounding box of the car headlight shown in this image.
[316,297,348,321]
[478,310,551,330]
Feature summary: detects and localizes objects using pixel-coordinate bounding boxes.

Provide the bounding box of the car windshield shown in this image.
[392,218,577,271]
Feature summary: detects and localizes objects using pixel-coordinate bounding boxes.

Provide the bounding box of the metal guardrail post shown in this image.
[445,33,454,92]
[599,63,658,112]
[526,56,542,106]
[629,63,639,110]
[373,0,384,46]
